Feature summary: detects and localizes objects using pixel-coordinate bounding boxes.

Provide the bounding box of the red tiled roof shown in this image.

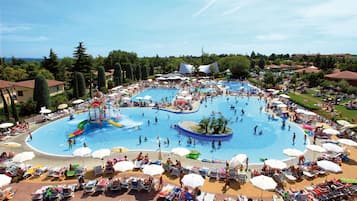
[295,66,321,73]
[13,79,64,89]
[0,80,15,89]
[325,71,357,80]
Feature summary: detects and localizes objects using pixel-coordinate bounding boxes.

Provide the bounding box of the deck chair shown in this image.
[170,167,180,177]
[23,165,43,179]
[66,164,79,178]
[228,169,238,181]
[108,178,121,192]
[283,171,297,183]
[199,167,209,178]
[303,171,316,179]
[218,169,227,180]
[95,178,107,193]
[208,168,218,180]
[134,160,143,170]
[84,180,97,195]
[129,178,143,191]
[93,165,103,177]
[62,184,76,199]
[33,166,47,177]
[237,173,247,184]
[75,166,86,177]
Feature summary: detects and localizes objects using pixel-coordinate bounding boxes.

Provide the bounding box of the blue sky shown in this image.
[1,0,357,58]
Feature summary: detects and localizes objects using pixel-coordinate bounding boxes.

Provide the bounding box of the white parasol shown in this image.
[306,145,326,153]
[229,154,247,168]
[92,149,110,159]
[0,123,14,129]
[12,151,35,163]
[0,174,12,188]
[322,128,340,135]
[181,173,205,188]
[338,139,357,147]
[283,148,304,157]
[264,159,287,170]
[57,104,68,110]
[250,175,277,191]
[322,143,344,153]
[142,164,164,176]
[317,160,342,173]
[73,147,92,157]
[113,161,134,172]
[72,99,84,104]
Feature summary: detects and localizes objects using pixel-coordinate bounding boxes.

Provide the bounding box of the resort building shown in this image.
[13,79,65,103]
[179,62,219,75]
[325,70,357,86]
[0,80,16,108]
[295,66,321,74]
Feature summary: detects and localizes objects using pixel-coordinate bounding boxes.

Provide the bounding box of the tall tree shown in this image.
[141,65,148,80]
[33,75,49,112]
[6,88,18,121]
[149,65,154,75]
[72,42,92,84]
[77,72,86,97]
[0,90,10,120]
[41,49,59,79]
[258,57,265,69]
[97,66,106,91]
[135,64,141,80]
[113,63,122,86]
[218,56,250,78]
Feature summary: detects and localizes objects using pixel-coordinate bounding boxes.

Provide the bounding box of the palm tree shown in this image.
[199,118,210,133]
[222,117,228,133]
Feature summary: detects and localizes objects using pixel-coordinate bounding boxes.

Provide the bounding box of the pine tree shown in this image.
[97,66,106,91]
[77,72,86,97]
[113,63,122,86]
[33,75,49,112]
[141,66,148,80]
[41,49,59,79]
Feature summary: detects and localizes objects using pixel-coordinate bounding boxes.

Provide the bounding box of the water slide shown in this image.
[68,120,88,139]
[108,119,123,127]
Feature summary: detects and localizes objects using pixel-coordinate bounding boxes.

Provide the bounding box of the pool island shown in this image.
[176,121,233,141]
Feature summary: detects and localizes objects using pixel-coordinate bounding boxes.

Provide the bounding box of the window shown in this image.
[17,91,23,96]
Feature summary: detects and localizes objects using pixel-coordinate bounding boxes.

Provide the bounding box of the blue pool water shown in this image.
[131,88,179,103]
[29,93,307,163]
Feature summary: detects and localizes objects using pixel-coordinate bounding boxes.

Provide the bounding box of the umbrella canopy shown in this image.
[283,148,304,157]
[322,143,344,153]
[135,97,143,100]
[264,159,287,170]
[279,94,290,99]
[39,108,51,114]
[72,99,84,104]
[229,154,247,168]
[57,104,68,110]
[171,147,190,157]
[12,151,35,163]
[317,160,342,173]
[338,139,357,147]
[336,120,352,126]
[0,174,12,188]
[111,147,129,153]
[73,147,92,157]
[277,104,287,108]
[142,164,164,176]
[113,161,134,172]
[4,142,22,148]
[250,175,277,191]
[181,173,205,188]
[0,123,14,129]
[92,149,110,159]
[306,145,326,153]
[322,128,340,135]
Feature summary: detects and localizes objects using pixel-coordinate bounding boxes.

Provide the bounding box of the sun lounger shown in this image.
[283,172,297,183]
[129,178,143,191]
[303,171,316,179]
[228,169,238,181]
[199,167,209,178]
[120,178,130,189]
[218,168,227,180]
[208,168,218,180]
[237,173,248,184]
[33,166,47,177]
[84,180,97,194]
[75,166,86,177]
[170,167,180,177]
[62,184,76,199]
[23,165,43,179]
[108,178,121,192]
[134,160,143,169]
[93,165,103,177]
[95,178,107,193]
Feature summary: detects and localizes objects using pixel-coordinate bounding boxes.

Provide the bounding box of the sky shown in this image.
[1,0,357,58]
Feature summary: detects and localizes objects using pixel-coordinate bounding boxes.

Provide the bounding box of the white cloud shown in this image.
[222,5,241,16]
[193,0,217,17]
[3,35,49,42]
[256,34,287,41]
[0,24,32,33]
[300,0,357,18]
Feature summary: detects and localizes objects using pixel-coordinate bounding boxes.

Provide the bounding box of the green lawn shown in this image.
[289,91,357,122]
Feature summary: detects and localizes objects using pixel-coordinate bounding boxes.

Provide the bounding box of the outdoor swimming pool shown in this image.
[28,90,307,163]
[131,88,179,103]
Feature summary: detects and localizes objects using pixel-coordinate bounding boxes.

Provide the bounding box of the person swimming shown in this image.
[258,130,263,135]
